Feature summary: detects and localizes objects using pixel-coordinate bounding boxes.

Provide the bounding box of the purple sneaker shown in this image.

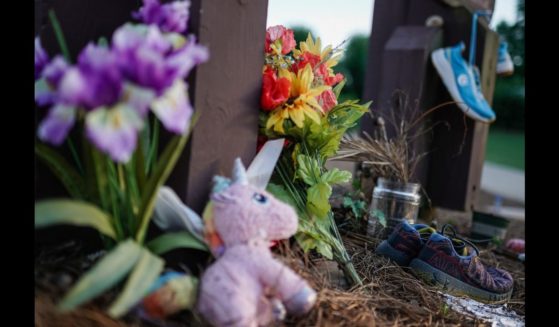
[376,222,468,266]
[409,232,514,303]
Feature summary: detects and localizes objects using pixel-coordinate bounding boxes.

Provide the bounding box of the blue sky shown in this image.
[267,0,518,48]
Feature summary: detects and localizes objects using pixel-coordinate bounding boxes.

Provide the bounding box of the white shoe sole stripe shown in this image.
[431,49,491,123]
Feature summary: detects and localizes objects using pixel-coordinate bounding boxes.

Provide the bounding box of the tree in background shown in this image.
[492,0,524,130]
[335,35,369,102]
[290,25,314,44]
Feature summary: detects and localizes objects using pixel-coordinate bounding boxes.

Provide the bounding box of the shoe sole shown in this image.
[431,49,494,123]
[497,60,514,76]
[409,258,513,304]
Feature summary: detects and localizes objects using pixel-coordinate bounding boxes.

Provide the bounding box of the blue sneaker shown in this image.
[431,42,496,123]
[497,40,514,76]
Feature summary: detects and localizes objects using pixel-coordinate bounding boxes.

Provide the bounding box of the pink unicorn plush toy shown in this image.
[197,158,317,327]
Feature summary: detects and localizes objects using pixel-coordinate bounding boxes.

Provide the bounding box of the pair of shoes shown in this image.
[376,222,514,303]
[431,42,496,123]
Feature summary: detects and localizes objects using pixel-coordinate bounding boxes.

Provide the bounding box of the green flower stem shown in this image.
[328,212,362,286]
[66,138,84,176]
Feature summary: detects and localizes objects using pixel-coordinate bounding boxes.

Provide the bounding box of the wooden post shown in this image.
[372,26,443,186]
[165,0,268,213]
[361,0,497,211]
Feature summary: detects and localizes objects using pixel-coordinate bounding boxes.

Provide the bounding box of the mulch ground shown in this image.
[35,209,525,327]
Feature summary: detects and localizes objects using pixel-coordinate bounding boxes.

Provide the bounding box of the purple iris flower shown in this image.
[35,56,70,106]
[35,37,49,80]
[37,104,76,146]
[35,0,208,162]
[58,44,123,110]
[85,104,144,163]
[133,0,190,34]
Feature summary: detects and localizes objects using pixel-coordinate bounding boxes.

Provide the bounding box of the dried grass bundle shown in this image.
[333,91,454,184]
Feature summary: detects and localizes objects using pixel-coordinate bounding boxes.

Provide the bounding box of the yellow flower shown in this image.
[266,64,330,134]
[293,33,342,70]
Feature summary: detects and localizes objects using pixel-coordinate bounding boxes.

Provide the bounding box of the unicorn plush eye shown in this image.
[252,193,269,205]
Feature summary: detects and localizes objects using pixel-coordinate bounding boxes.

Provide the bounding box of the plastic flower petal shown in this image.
[265,64,329,134]
[37,104,76,145]
[35,56,71,106]
[35,37,49,80]
[261,66,291,111]
[167,35,209,80]
[85,104,144,163]
[151,79,193,134]
[133,0,190,34]
[265,25,296,55]
[122,83,157,117]
[58,44,123,110]
[112,24,207,96]
[317,89,337,113]
[294,34,343,86]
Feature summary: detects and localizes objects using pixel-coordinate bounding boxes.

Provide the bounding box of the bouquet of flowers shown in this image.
[259,26,370,286]
[34,0,208,317]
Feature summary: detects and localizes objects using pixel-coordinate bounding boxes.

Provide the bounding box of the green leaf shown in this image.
[354,200,367,218]
[134,137,147,191]
[146,232,209,255]
[296,154,321,186]
[294,232,319,253]
[306,181,332,219]
[35,200,116,239]
[108,248,164,318]
[136,113,200,244]
[371,209,387,227]
[48,9,71,62]
[58,240,142,311]
[266,183,298,209]
[321,168,352,185]
[294,232,333,259]
[315,240,334,259]
[35,143,86,199]
[332,79,346,98]
[91,147,110,211]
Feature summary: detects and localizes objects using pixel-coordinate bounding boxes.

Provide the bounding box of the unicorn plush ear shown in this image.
[232,158,248,185]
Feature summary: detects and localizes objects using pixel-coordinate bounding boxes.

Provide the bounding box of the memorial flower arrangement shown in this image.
[259,25,371,286]
[34,0,208,317]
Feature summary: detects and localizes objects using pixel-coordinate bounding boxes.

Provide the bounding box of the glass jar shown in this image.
[367,178,421,238]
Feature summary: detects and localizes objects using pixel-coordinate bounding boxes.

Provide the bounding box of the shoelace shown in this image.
[440,224,480,256]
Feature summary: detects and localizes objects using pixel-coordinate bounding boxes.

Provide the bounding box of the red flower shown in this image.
[293,51,344,87]
[293,52,321,73]
[324,72,344,86]
[265,25,296,55]
[261,66,291,111]
[317,89,338,113]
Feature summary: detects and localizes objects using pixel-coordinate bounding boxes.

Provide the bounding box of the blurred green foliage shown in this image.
[492,0,524,130]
